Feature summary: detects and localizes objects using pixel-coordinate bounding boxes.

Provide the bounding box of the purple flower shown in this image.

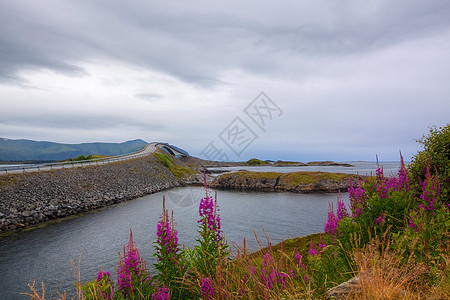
[303,274,310,284]
[117,230,151,297]
[263,253,274,267]
[277,271,287,290]
[375,213,386,226]
[308,241,318,257]
[156,197,180,262]
[318,241,326,250]
[336,194,349,221]
[151,284,169,300]
[198,192,225,247]
[324,202,338,237]
[294,252,305,268]
[397,154,410,190]
[200,277,214,299]
[97,270,111,283]
[409,219,422,232]
[418,164,440,214]
[348,180,366,218]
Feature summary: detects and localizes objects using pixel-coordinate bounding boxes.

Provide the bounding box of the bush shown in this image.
[409,124,450,202]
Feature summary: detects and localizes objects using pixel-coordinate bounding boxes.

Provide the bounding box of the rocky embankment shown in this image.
[210,170,362,193]
[0,154,202,234]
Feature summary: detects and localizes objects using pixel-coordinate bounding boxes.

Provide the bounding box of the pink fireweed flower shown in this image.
[303,274,311,284]
[117,230,151,297]
[263,253,274,267]
[374,158,390,198]
[318,240,326,251]
[200,277,214,300]
[336,193,349,221]
[419,164,441,214]
[409,219,422,232]
[198,194,224,245]
[348,180,366,218]
[277,271,287,290]
[294,252,305,268]
[151,284,169,300]
[308,241,318,257]
[97,270,111,283]
[397,153,410,190]
[156,197,180,262]
[375,212,386,226]
[325,202,338,237]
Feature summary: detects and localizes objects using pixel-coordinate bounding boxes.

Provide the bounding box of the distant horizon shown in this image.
[0,135,416,163]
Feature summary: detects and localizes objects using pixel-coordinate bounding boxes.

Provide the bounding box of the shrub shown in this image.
[409,124,450,202]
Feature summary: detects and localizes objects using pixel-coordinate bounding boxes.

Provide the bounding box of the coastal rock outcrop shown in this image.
[210,170,362,193]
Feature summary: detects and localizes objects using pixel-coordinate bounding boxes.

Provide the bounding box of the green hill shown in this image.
[0,138,148,162]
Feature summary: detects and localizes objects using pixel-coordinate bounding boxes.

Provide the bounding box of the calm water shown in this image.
[0,161,401,299]
[208,161,403,176]
[0,188,345,299]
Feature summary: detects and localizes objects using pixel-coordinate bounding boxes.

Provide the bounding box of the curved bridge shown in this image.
[1,142,189,174]
[154,142,189,158]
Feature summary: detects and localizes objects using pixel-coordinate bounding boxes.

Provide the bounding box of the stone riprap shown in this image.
[0,154,200,234]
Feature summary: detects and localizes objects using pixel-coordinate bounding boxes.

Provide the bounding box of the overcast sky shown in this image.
[1,1,449,162]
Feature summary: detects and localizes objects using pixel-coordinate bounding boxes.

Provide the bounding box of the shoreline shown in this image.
[0,154,362,236]
[0,154,204,235]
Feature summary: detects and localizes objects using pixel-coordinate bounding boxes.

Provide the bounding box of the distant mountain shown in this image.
[0,138,148,162]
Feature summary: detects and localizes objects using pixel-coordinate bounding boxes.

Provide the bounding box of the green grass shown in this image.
[218,170,355,187]
[171,165,197,179]
[246,158,270,166]
[153,152,197,179]
[221,170,282,180]
[251,232,325,260]
[280,171,354,186]
[154,152,174,169]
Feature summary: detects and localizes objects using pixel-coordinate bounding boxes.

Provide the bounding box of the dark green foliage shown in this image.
[408,124,450,202]
[67,154,94,162]
[246,158,270,166]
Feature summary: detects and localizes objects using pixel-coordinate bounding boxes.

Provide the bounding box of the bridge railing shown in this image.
[1,144,153,174]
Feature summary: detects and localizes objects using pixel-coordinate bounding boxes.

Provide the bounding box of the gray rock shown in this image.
[22,210,33,217]
[325,275,360,300]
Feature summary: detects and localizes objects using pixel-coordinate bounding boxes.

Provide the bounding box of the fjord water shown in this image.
[0,161,400,299]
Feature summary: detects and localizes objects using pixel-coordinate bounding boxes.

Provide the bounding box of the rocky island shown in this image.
[210,170,361,193]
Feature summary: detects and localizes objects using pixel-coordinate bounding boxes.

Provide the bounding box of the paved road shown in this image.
[0,142,160,175]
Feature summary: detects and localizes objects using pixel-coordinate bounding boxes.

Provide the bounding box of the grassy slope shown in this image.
[217,170,356,187]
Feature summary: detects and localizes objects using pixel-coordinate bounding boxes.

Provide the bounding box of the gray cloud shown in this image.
[1,0,449,160]
[2,1,449,85]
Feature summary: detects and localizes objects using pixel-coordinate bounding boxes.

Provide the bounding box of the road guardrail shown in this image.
[1,143,154,174]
